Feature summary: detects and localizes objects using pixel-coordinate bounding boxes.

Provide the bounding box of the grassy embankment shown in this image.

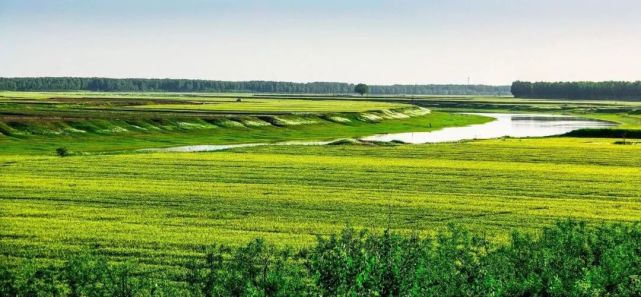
[0,92,490,154]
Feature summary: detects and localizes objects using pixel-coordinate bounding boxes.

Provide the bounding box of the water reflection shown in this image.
[360,113,616,144]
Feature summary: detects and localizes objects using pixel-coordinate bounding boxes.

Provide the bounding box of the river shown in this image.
[142,113,616,152]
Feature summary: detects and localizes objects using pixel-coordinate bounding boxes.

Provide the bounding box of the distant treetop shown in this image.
[354,83,369,95]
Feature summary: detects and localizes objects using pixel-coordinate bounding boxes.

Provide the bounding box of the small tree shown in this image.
[354,83,369,96]
[56,147,69,157]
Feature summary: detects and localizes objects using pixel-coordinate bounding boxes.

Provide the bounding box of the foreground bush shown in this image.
[2,221,641,296]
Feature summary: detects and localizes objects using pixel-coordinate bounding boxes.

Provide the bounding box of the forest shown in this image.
[0,77,510,95]
[512,81,641,100]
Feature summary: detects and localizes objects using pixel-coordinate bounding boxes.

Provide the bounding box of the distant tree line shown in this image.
[2,220,641,296]
[0,77,510,95]
[512,81,641,100]
[368,84,510,96]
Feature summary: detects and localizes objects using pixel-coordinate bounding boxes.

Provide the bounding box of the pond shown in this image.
[141,113,616,152]
[360,113,616,144]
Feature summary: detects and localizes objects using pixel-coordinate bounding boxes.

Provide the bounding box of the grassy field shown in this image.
[2,137,641,274]
[3,91,640,128]
[138,99,406,112]
[2,91,641,278]
[0,91,254,100]
[0,91,408,116]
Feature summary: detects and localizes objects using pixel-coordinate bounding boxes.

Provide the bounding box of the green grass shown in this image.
[0,91,253,100]
[2,91,640,128]
[580,113,641,128]
[0,91,492,155]
[138,99,407,112]
[2,91,641,277]
[2,137,641,273]
[0,111,488,154]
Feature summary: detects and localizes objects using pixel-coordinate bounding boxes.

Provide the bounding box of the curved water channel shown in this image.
[142,113,616,152]
[361,113,616,144]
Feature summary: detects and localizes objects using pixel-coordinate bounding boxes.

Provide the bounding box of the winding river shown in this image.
[142,113,616,152]
[361,113,616,144]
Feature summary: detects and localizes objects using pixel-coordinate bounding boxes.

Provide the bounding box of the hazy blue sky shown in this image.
[1,0,640,85]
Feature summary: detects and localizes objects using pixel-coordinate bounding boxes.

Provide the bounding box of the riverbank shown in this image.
[0,110,491,155]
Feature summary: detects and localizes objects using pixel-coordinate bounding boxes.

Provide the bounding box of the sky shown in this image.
[1,0,640,85]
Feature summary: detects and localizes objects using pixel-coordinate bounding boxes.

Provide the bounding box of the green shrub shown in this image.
[56,147,69,157]
[2,220,641,296]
